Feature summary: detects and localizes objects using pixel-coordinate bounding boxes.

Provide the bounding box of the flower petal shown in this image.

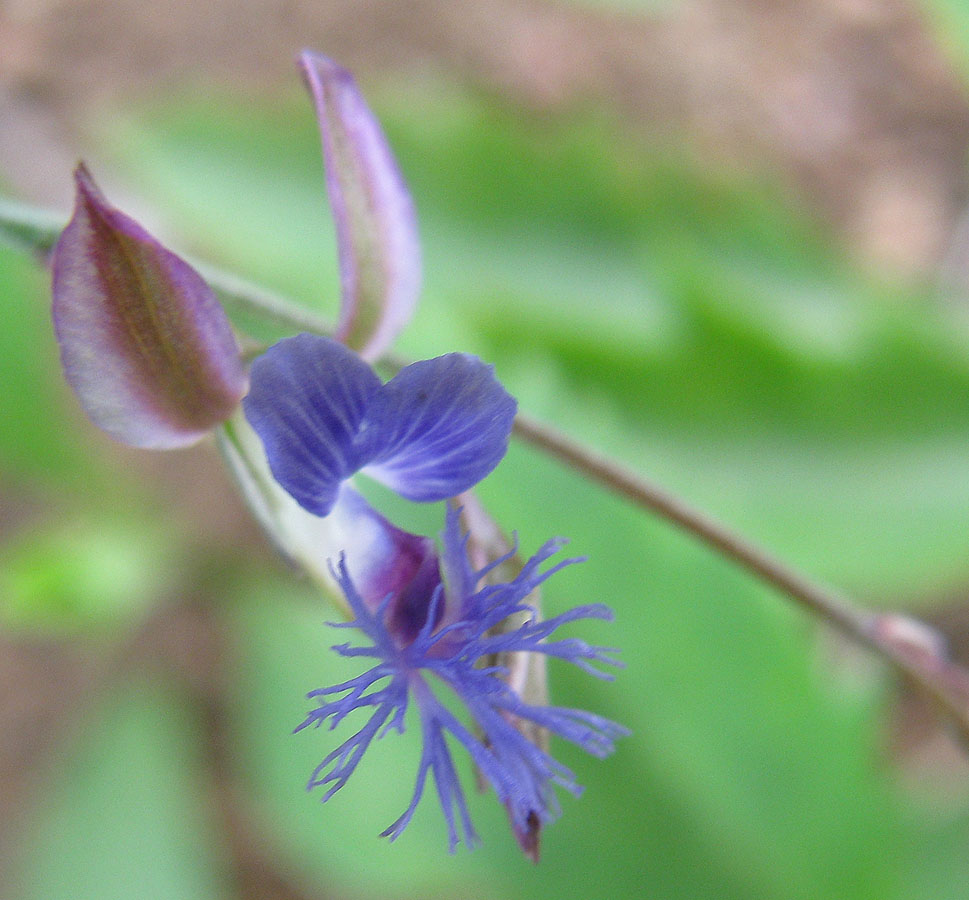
[360,354,517,501]
[51,164,247,448]
[243,334,381,516]
[299,50,421,362]
[221,411,435,619]
[328,485,440,625]
[304,510,627,852]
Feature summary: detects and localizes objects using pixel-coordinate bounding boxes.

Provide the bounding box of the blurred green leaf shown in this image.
[0,517,175,633]
[0,245,85,482]
[17,681,226,900]
[904,806,969,900]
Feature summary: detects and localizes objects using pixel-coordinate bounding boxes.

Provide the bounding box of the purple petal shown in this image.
[327,485,440,629]
[242,334,380,516]
[360,354,517,501]
[51,164,247,448]
[299,50,421,362]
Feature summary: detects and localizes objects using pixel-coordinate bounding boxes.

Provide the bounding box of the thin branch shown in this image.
[0,198,334,337]
[193,260,334,337]
[6,196,969,741]
[512,414,969,742]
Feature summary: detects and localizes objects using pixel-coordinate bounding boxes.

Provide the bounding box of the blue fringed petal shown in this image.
[298,505,628,852]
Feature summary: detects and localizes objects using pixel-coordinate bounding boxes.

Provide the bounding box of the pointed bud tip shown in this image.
[73,161,97,196]
[515,810,542,863]
[297,49,353,87]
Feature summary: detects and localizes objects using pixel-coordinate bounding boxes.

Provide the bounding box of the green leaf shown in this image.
[17,681,226,900]
[0,517,175,633]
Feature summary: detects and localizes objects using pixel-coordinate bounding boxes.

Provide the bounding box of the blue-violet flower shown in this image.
[243,333,516,518]
[297,505,628,853]
[241,331,518,614]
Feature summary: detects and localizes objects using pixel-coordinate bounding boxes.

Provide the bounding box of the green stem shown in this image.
[0,198,333,336]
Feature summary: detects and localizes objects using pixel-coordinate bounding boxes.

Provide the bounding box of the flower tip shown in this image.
[72,161,99,198]
[512,810,542,863]
[297,49,353,86]
[68,162,121,238]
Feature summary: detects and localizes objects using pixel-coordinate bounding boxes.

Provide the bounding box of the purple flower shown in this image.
[296,505,628,853]
[51,51,420,449]
[242,333,517,518]
[45,49,627,858]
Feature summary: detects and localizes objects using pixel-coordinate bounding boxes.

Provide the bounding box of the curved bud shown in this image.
[52,164,247,448]
[299,50,421,361]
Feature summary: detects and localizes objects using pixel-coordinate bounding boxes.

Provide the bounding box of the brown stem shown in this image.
[512,412,969,744]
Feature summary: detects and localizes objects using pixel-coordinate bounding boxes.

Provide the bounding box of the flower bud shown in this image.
[52,165,247,448]
[299,51,421,362]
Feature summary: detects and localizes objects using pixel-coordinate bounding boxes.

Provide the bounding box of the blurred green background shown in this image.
[5,1,969,898]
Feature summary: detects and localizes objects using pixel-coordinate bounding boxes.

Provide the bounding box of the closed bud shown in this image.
[52,165,247,448]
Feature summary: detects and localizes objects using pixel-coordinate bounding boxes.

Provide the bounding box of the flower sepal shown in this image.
[299,50,421,362]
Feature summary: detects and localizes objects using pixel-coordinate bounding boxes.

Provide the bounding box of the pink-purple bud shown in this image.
[299,51,421,362]
[52,165,248,448]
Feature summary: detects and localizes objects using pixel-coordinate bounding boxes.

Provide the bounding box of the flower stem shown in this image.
[5,195,969,741]
[512,413,969,743]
